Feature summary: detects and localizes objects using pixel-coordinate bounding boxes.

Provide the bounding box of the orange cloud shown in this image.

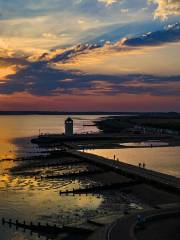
[0,66,18,80]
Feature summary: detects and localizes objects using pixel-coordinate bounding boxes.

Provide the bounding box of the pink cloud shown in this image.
[0,92,180,112]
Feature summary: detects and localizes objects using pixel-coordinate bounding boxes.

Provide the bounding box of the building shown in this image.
[65,117,73,136]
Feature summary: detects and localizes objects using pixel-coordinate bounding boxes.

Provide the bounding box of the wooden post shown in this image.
[2,218,5,224]
[9,219,12,226]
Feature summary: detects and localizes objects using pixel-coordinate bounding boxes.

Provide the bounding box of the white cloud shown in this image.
[42,33,57,39]
[98,0,120,6]
[78,19,85,24]
[121,8,129,13]
[149,0,180,19]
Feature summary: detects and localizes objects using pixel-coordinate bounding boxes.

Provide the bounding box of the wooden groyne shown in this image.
[42,169,105,179]
[2,218,63,235]
[70,151,180,194]
[59,180,140,195]
[1,217,93,236]
[13,150,72,162]
[28,159,84,169]
[12,159,85,173]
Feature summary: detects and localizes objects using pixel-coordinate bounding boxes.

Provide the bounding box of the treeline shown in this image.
[96,113,180,133]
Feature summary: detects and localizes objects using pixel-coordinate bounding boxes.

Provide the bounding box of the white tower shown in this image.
[65,117,73,136]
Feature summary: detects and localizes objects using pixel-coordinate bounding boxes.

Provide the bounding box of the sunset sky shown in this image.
[0,0,180,111]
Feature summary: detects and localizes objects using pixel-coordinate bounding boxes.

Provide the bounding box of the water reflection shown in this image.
[0,115,106,239]
[86,147,180,178]
[120,141,169,147]
[0,115,103,160]
[0,159,103,239]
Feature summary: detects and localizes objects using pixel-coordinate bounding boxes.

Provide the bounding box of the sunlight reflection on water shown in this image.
[86,147,180,178]
[0,115,102,160]
[0,115,106,239]
[0,159,103,239]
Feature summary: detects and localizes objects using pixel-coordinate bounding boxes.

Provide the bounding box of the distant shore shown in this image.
[94,113,180,134]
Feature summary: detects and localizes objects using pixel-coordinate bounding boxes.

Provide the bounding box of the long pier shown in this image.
[70,151,180,193]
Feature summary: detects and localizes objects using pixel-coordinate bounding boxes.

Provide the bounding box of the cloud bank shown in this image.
[123,22,180,46]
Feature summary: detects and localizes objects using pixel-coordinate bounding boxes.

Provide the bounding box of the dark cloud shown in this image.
[124,22,180,46]
[0,56,28,66]
[50,44,100,62]
[87,20,165,44]
[0,59,179,97]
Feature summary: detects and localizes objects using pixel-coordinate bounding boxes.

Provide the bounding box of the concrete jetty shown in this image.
[69,151,180,194]
[31,133,169,144]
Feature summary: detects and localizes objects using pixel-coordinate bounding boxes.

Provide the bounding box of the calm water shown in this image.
[0,115,104,240]
[0,115,101,159]
[120,141,169,147]
[86,147,180,178]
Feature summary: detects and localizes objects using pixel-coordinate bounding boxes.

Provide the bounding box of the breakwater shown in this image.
[69,151,180,194]
[32,133,169,144]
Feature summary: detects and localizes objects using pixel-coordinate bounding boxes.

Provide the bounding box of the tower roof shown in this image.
[65,117,73,123]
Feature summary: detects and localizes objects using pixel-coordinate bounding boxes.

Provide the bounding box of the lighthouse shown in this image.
[65,117,73,136]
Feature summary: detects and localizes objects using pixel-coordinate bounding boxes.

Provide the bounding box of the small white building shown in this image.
[65,117,73,136]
